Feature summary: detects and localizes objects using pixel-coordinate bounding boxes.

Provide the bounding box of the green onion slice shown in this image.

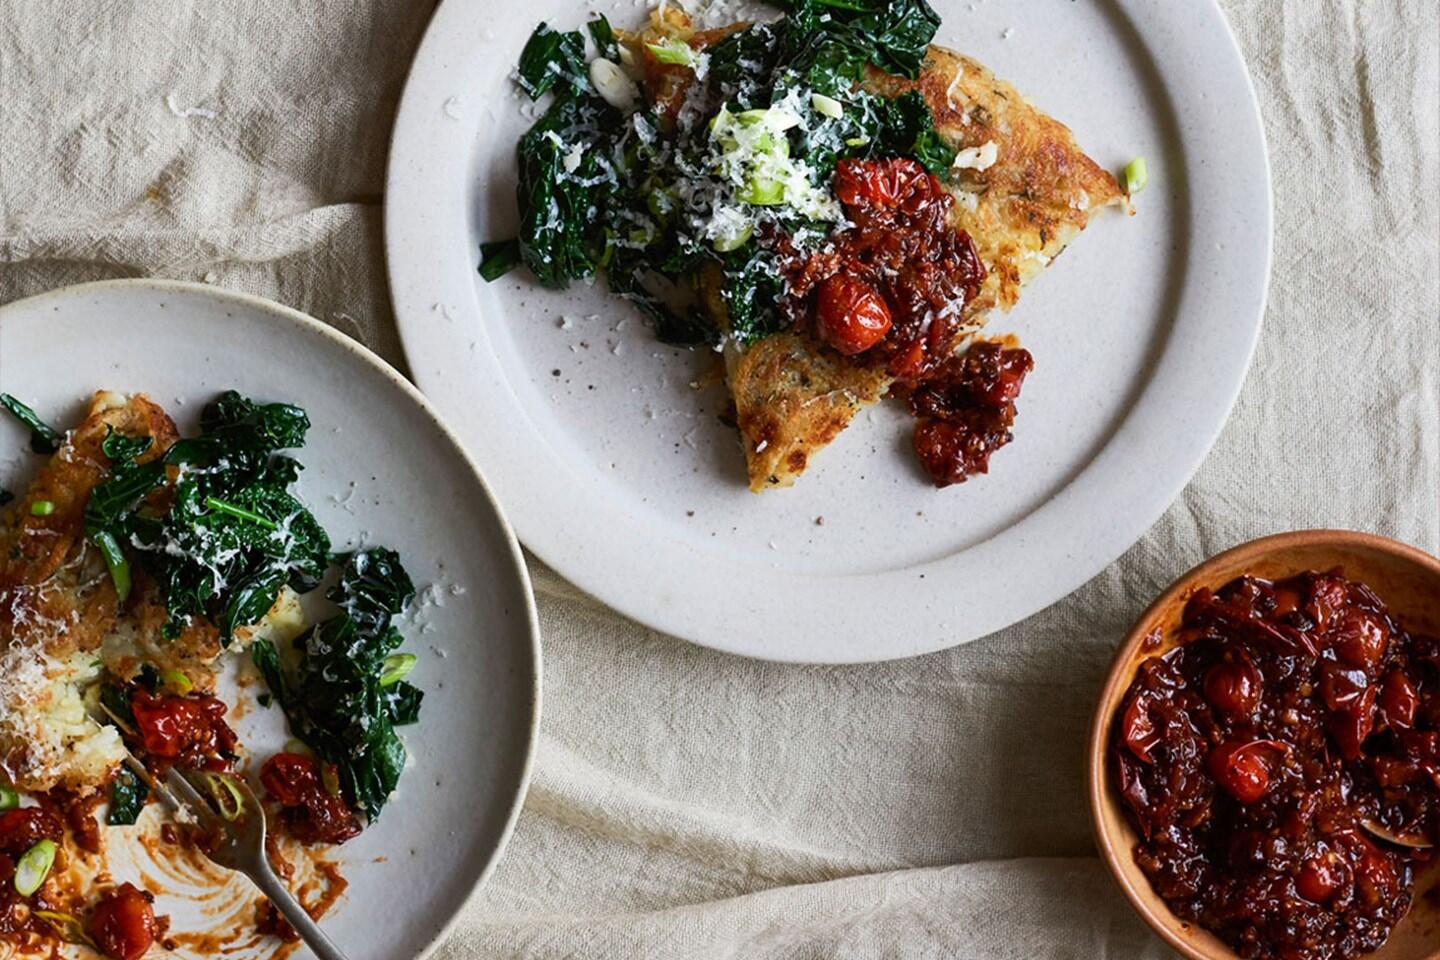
[33,910,96,948]
[29,500,55,517]
[810,93,844,118]
[1124,156,1148,194]
[159,669,193,695]
[0,786,18,811]
[645,39,694,66]
[283,738,312,757]
[92,530,132,603]
[15,839,57,896]
[379,653,417,687]
[202,773,246,821]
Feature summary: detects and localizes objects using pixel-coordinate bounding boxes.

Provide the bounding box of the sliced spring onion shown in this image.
[379,653,418,687]
[29,500,55,517]
[320,764,342,798]
[810,93,844,119]
[202,773,246,821]
[645,39,695,66]
[711,224,753,253]
[587,57,639,111]
[283,738,312,757]
[33,910,96,948]
[0,786,17,811]
[15,840,57,896]
[159,668,193,695]
[1124,156,1148,194]
[92,529,132,603]
[204,496,279,530]
[739,177,786,206]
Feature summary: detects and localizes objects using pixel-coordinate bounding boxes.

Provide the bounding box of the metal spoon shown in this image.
[1360,818,1434,850]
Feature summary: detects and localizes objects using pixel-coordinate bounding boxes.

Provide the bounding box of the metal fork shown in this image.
[126,758,350,960]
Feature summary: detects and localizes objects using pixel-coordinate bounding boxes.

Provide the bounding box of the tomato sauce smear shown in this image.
[129,690,239,771]
[260,753,362,847]
[780,157,1032,486]
[1113,569,1440,960]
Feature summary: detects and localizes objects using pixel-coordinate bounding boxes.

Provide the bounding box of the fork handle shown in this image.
[251,863,352,960]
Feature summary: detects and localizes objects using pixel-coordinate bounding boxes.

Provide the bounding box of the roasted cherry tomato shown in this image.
[1328,685,1378,760]
[1318,661,1369,711]
[1204,658,1263,718]
[814,275,892,355]
[1379,670,1419,730]
[1348,835,1398,907]
[129,690,236,765]
[1120,692,1161,764]
[1296,854,1344,903]
[1332,608,1390,668]
[833,156,928,209]
[1208,740,1287,804]
[90,883,157,960]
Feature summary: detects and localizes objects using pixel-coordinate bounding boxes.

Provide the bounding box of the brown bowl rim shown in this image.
[1086,529,1440,960]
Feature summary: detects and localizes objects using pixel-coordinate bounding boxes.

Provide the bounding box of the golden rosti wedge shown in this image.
[0,392,180,793]
[725,45,1124,491]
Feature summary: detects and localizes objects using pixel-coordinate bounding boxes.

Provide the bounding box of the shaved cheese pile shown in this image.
[0,646,124,795]
[701,92,843,248]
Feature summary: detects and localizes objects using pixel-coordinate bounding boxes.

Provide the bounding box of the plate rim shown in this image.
[0,277,544,960]
[383,0,1273,664]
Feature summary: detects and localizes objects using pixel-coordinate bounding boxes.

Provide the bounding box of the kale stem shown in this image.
[204,497,279,530]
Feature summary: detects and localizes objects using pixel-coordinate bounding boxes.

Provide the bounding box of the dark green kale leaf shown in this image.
[845,0,940,77]
[479,239,522,282]
[708,23,786,101]
[83,392,329,641]
[251,548,421,821]
[327,547,415,637]
[516,93,620,288]
[605,244,716,346]
[777,0,940,79]
[84,430,167,603]
[0,394,63,454]
[515,22,588,99]
[720,247,788,345]
[383,681,424,727]
[107,765,149,826]
[99,682,138,729]
[587,14,620,60]
[871,90,956,173]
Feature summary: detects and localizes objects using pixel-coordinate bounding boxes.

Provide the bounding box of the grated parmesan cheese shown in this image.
[952,140,999,172]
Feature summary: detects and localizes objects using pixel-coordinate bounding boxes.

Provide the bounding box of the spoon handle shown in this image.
[251,863,351,960]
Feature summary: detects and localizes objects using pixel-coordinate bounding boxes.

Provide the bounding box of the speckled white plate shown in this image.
[385,0,1271,663]
[0,279,540,960]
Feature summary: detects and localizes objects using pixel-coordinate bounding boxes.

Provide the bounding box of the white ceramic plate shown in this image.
[385,0,1271,663]
[0,280,540,960]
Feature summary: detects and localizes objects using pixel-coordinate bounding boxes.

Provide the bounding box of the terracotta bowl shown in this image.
[1088,530,1440,960]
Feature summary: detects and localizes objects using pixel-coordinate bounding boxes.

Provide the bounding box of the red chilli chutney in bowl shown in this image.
[1105,551,1440,960]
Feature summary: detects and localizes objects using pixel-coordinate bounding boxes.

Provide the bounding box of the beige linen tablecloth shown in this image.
[2,1,1437,956]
